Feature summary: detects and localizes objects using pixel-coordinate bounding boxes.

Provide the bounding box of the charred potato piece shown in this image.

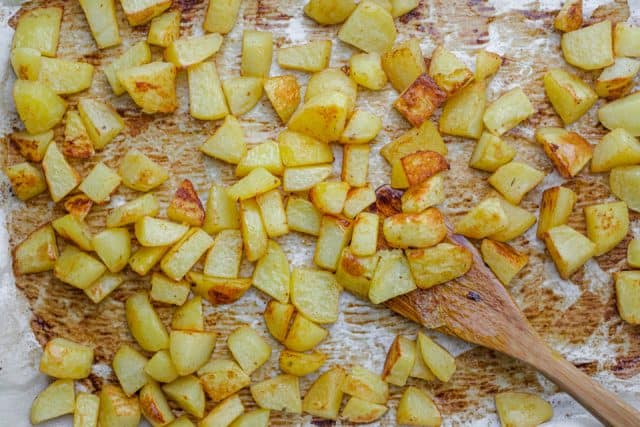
[535,127,592,178]
[394,73,447,127]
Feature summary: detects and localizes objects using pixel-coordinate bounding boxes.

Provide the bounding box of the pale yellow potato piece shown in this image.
[397,386,441,427]
[92,228,131,273]
[242,30,273,78]
[342,397,388,424]
[125,292,170,351]
[188,61,229,121]
[74,393,100,427]
[544,68,597,124]
[104,41,151,95]
[488,162,545,205]
[336,248,379,299]
[200,395,244,427]
[204,0,241,34]
[595,58,640,99]
[543,225,596,279]
[454,197,508,240]
[237,142,283,177]
[150,272,190,305]
[54,246,106,290]
[628,239,640,268]
[315,215,353,271]
[291,267,341,323]
[592,129,640,173]
[10,47,41,80]
[162,376,205,418]
[263,75,300,123]
[203,229,243,278]
[406,243,472,289]
[140,381,175,426]
[165,33,223,68]
[481,239,528,286]
[288,91,350,142]
[13,7,62,56]
[439,80,486,139]
[382,38,426,92]
[251,375,301,414]
[79,162,120,204]
[350,52,387,90]
[118,62,178,114]
[369,249,416,304]
[63,110,94,159]
[113,344,149,396]
[304,0,356,25]
[381,335,416,386]
[283,164,333,192]
[338,1,396,54]
[144,350,178,383]
[483,87,534,136]
[108,194,160,228]
[584,201,629,256]
[599,92,640,136]
[475,49,502,81]
[310,181,350,215]
[135,217,189,247]
[199,359,250,402]
[351,212,379,257]
[279,351,327,377]
[203,184,240,234]
[13,225,58,275]
[222,77,264,117]
[344,186,377,219]
[278,40,331,73]
[340,110,382,144]
[401,175,444,213]
[256,190,289,238]
[148,10,181,47]
[614,22,640,57]
[40,337,94,380]
[38,57,94,95]
[84,272,125,303]
[535,127,592,178]
[201,115,246,164]
[253,240,290,303]
[554,0,582,32]
[283,313,328,352]
[228,167,281,201]
[78,98,125,149]
[161,228,214,280]
[52,213,93,251]
[98,385,140,427]
[537,186,576,238]
[562,20,614,70]
[14,80,66,134]
[228,325,272,374]
[120,0,171,26]
[42,143,80,203]
[240,198,268,261]
[30,379,74,425]
[383,208,447,249]
[615,271,640,324]
[286,196,323,235]
[489,198,537,242]
[278,130,333,167]
[610,166,640,212]
[495,392,553,427]
[417,332,456,382]
[342,365,389,404]
[170,330,217,376]
[79,0,121,49]
[8,129,52,162]
[428,45,474,95]
[229,410,269,427]
[264,301,295,342]
[189,273,251,305]
[171,296,204,331]
[302,367,346,420]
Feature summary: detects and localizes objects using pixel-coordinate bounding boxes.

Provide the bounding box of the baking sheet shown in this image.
[1,0,640,425]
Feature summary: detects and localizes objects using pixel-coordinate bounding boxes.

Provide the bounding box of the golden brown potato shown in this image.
[342,365,389,404]
[167,179,205,226]
[428,45,474,95]
[199,359,250,402]
[537,186,576,238]
[13,225,58,275]
[454,197,508,239]
[263,301,295,342]
[338,1,396,54]
[38,57,94,95]
[554,0,583,32]
[382,38,426,92]
[543,225,596,279]
[42,143,80,203]
[190,273,251,305]
[302,367,346,420]
[118,62,177,114]
[63,194,93,219]
[139,381,175,426]
[9,130,52,162]
[595,58,640,99]
[263,76,300,123]
[544,68,597,125]
[495,392,553,427]
[394,73,447,127]
[400,151,450,187]
[406,243,472,289]
[401,174,444,214]
[335,248,379,298]
[222,77,264,117]
[383,208,447,249]
[40,337,94,380]
[584,201,629,256]
[481,239,528,286]
[118,149,168,192]
[535,127,593,178]
[561,20,613,70]
[288,92,350,142]
[381,335,416,386]
[98,384,140,427]
[5,162,47,201]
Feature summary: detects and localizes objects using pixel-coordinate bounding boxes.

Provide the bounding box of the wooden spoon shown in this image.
[374,187,640,426]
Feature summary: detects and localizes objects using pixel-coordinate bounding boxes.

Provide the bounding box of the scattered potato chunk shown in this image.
[439,80,486,139]
[278,40,331,73]
[145,350,178,383]
[168,416,196,427]
[13,225,58,275]
[203,230,242,278]
[162,376,205,418]
[351,212,379,257]
[171,296,204,331]
[585,201,629,256]
[42,143,80,203]
[428,45,474,94]
[264,301,295,342]
[304,0,356,25]
[350,52,387,90]
[78,162,120,204]
[469,132,515,172]
[488,162,545,205]
[40,337,94,379]
[251,375,301,414]
[98,384,140,427]
[240,32,273,80]
[417,332,455,382]
[79,0,121,49]
[84,272,125,303]
[286,196,323,235]
[291,267,341,323]
[401,175,444,214]
[118,62,177,114]
[628,240,640,268]
[92,228,131,272]
[382,38,426,92]
[129,243,169,272]
[38,57,94,95]
[401,151,450,187]
[30,379,75,425]
[256,190,288,238]
[278,130,333,166]
[148,10,181,47]
[543,225,596,279]
[74,392,100,427]
[5,162,47,201]
[279,350,327,376]
[199,359,250,402]
[614,22,640,57]
[595,58,640,99]
[161,228,214,280]
[554,0,582,32]
[593,128,640,173]
[495,392,553,427]
[204,0,240,33]
[615,271,640,324]
[150,272,190,305]
[52,213,93,251]
[475,50,502,81]
[397,386,441,427]
[119,0,171,26]
[340,114,380,148]
[13,7,61,56]
[113,344,150,396]
[344,186,377,219]
[228,325,272,374]
[407,243,472,289]
[14,80,66,134]
[10,47,41,80]
[283,164,334,192]
[544,68,597,125]
[382,119,447,163]
[537,186,576,238]
[126,292,170,351]
[188,61,229,121]
[9,130,52,162]
[369,250,417,304]
[599,92,640,137]
[78,98,125,149]
[481,239,528,286]
[283,313,328,351]
[136,217,189,247]
[394,73,447,127]
[382,335,416,386]
[165,33,223,68]
[119,149,169,192]
[170,330,217,376]
[343,365,389,404]
[336,248,379,298]
[63,194,93,219]
[201,115,246,164]
[383,208,446,249]
[303,367,346,420]
[315,215,353,270]
[536,127,592,178]
[200,395,244,427]
[55,246,106,289]
[562,20,613,70]
[140,381,175,426]
[228,168,280,201]
[253,240,290,302]
[288,91,350,142]
[240,198,268,261]
[229,410,270,427]
[167,180,205,226]
[483,88,534,136]
[62,111,94,159]
[610,166,640,212]
[339,1,397,53]
[237,142,283,178]
[104,41,151,95]
[190,273,251,305]
[222,77,264,116]
[490,198,536,242]
[204,184,240,234]
[454,197,508,239]
[263,76,300,123]
[310,182,350,215]
[342,397,387,424]
[390,0,418,16]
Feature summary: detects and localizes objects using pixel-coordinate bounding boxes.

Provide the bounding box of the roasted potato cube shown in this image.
[315,216,353,271]
[150,272,190,305]
[304,0,356,25]
[536,127,592,178]
[113,344,150,396]
[126,292,170,351]
[63,194,93,219]
[250,375,301,414]
[475,50,502,81]
[488,162,545,205]
[204,0,240,33]
[397,386,441,427]
[343,365,389,404]
[390,0,418,16]
[240,198,268,261]
[339,1,396,53]
[543,225,596,279]
[62,111,94,159]
[38,57,94,95]
[170,330,217,376]
[305,72,355,116]
[30,379,75,425]
[148,10,181,47]
[350,52,387,90]
[382,38,426,92]
[302,367,346,420]
[188,61,228,121]
[351,212,379,257]
[382,335,416,386]
[119,149,168,192]
[54,246,106,289]
[237,142,283,178]
[40,337,94,379]
[256,190,288,238]
[264,301,295,342]
[172,296,204,331]
[52,214,93,251]
[140,381,175,426]
[401,151,450,187]
[417,332,455,382]
[203,230,242,278]
[344,186,377,219]
[104,41,151,95]
[286,196,322,235]
[428,45,474,94]
[406,243,472,289]
[336,248,379,298]
[480,239,528,286]
[284,165,333,193]
[253,240,290,302]
[13,225,58,275]
[167,179,205,226]
[162,376,205,418]
[14,80,66,134]
[92,228,131,273]
[495,392,553,427]
[263,76,300,123]
[9,130,52,162]
[610,166,640,212]
[585,201,629,256]
[108,194,159,228]
[10,47,41,80]
[490,198,537,242]
[593,128,640,173]
[201,115,246,163]
[78,163,120,204]
[554,0,582,32]
[469,131,516,172]
[78,98,125,149]
[562,20,613,70]
[229,410,269,427]
[279,350,327,377]
[283,313,328,352]
[278,130,333,167]
[595,58,640,99]
[200,396,245,427]
[410,341,437,381]
[5,162,47,201]
[120,0,171,26]
[598,92,640,136]
[278,40,331,73]
[118,62,177,114]
[99,385,141,427]
[13,7,62,56]
[241,31,273,78]
[161,228,214,280]
[369,250,416,304]
[544,68,597,125]
[394,73,447,127]
[199,359,250,402]
[342,397,387,424]
[79,0,121,49]
[145,350,178,383]
[628,240,640,268]
[84,272,125,303]
[615,271,640,324]
[340,110,382,145]
[74,392,100,427]
[135,217,188,247]
[42,143,80,203]
[537,186,576,238]
[614,22,640,57]
[401,175,443,214]
[383,208,446,249]
[454,197,508,239]
[288,92,350,142]
[165,33,223,68]
[483,88,534,136]
[204,184,240,234]
[310,182,350,215]
[439,80,486,139]
[228,168,280,201]
[222,77,264,117]
[227,325,272,374]
[189,272,251,305]
[381,119,447,162]
[291,267,341,324]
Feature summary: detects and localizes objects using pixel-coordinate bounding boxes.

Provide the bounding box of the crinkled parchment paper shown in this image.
[1,0,640,425]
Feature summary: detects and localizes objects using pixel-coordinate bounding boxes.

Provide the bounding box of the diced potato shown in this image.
[201,396,245,427]
[309,182,349,215]
[135,217,188,247]
[203,184,240,234]
[148,11,181,47]
[228,168,280,201]
[204,0,240,33]
[166,179,205,226]
[161,228,214,280]
[201,115,247,163]
[469,131,516,172]
[488,162,545,205]
[342,145,369,188]
[203,230,242,278]
[381,119,447,163]
[306,68,357,113]
[279,350,326,376]
[84,272,125,303]
[92,228,131,273]
[554,0,582,32]
[544,68,597,125]
[10,47,41,80]
[74,392,100,427]
[104,41,151,95]
[614,22,640,57]
[543,225,596,279]
[168,416,195,427]
[599,92,640,136]
[416,332,455,382]
[78,163,120,204]
[107,194,159,228]
[171,296,204,331]
[291,267,341,324]
[286,197,323,235]
[13,225,58,275]
[336,248,379,298]
[264,301,295,342]
[401,174,444,214]
[237,142,283,178]
[350,52,387,90]
[13,80,66,134]
[535,127,592,178]
[78,98,125,149]
[5,162,47,201]
[369,250,416,304]
[38,57,94,95]
[397,386,441,427]
[610,166,640,212]
[562,20,613,70]
[489,198,537,242]
[222,77,264,117]
[439,80,486,139]
[342,397,387,424]
[390,0,418,16]
[344,186,377,219]
[343,366,388,404]
[241,30,273,78]
[188,61,228,121]
[350,212,379,257]
[593,129,640,173]
[304,0,356,25]
[119,149,168,192]
[283,313,328,352]
[483,88,534,136]
[118,62,177,114]
[401,151,449,187]
[302,367,346,420]
[383,208,446,249]
[250,375,301,414]
[253,240,290,302]
[8,130,52,162]
[475,50,502,81]
[227,325,272,374]
[165,33,223,68]
[381,335,416,386]
[239,198,268,261]
[428,45,474,95]
[189,272,251,305]
[13,7,62,56]
[288,92,349,142]
[199,359,250,402]
[595,58,640,99]
[340,110,382,145]
[40,337,94,380]
[406,243,472,289]
[54,246,106,289]
[42,143,80,203]
[145,350,178,383]
[410,341,437,381]
[283,165,333,192]
[120,0,171,26]
[64,194,93,219]
[338,1,396,53]
[62,111,94,159]
[263,76,300,123]
[394,73,447,127]
[277,40,331,73]
[495,392,553,427]
[51,214,92,251]
[256,190,288,238]
[113,344,150,396]
[125,292,170,351]
[315,216,353,271]
[150,272,190,305]
[30,379,75,425]
[628,240,640,268]
[454,197,508,239]
[229,410,269,427]
[615,271,640,324]
[480,239,528,286]
[140,381,175,426]
[278,130,333,167]
[162,376,205,418]
[79,0,121,49]
[382,38,426,92]
[537,186,576,238]
[170,330,217,376]
[585,201,629,256]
